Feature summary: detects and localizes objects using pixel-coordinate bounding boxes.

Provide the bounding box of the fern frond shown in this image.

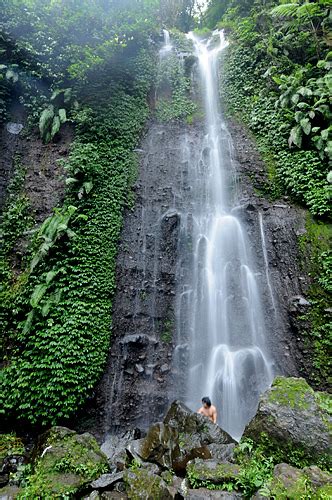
[271,3,299,18]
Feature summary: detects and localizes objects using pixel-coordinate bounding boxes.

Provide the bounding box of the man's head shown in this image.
[202,396,211,409]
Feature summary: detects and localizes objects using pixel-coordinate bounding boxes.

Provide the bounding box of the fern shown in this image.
[30,284,48,308]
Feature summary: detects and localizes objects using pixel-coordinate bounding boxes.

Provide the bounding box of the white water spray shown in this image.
[178,32,274,440]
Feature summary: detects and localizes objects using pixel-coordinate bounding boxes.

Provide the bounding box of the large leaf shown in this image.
[300,117,311,135]
[39,106,54,142]
[51,115,61,139]
[58,108,67,123]
[288,125,302,148]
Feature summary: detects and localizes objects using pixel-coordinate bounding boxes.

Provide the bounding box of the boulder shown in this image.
[123,467,172,499]
[20,426,108,498]
[90,472,123,490]
[100,493,128,499]
[268,463,312,499]
[186,459,240,485]
[164,401,235,446]
[243,377,331,465]
[0,485,22,499]
[186,489,243,499]
[303,465,332,489]
[207,444,235,463]
[268,463,332,499]
[101,430,141,472]
[133,423,179,469]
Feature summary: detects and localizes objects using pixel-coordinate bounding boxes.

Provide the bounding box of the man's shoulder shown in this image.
[211,405,217,411]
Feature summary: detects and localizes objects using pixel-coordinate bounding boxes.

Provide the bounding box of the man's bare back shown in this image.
[197,399,217,424]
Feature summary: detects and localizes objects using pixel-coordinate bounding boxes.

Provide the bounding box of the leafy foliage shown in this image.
[215,0,331,217]
[0,0,157,424]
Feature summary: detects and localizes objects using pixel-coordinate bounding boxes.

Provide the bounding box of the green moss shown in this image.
[268,377,313,410]
[297,215,332,388]
[161,319,173,343]
[19,428,108,498]
[270,475,313,500]
[124,468,168,500]
[313,484,332,499]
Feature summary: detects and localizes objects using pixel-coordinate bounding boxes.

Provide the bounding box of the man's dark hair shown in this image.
[202,397,211,407]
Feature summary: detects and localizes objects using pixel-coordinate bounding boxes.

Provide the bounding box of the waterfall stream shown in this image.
[175,32,274,440]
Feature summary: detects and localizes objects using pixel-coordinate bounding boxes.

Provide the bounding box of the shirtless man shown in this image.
[197,397,217,424]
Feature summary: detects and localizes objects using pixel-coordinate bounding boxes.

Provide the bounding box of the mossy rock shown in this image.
[267,463,332,500]
[19,426,108,498]
[244,377,331,467]
[123,467,172,500]
[186,458,240,485]
[0,485,22,499]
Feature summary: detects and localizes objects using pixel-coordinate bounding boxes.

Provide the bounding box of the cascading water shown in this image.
[176,32,274,440]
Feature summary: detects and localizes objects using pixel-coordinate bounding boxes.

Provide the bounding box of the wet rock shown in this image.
[207,443,235,463]
[186,459,240,485]
[23,427,108,497]
[120,333,158,347]
[138,423,179,469]
[164,401,235,446]
[101,431,141,472]
[90,472,123,489]
[126,438,146,464]
[289,295,311,313]
[243,377,332,464]
[123,468,172,499]
[186,490,243,499]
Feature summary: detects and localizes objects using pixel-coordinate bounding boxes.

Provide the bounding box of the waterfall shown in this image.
[175,31,274,440]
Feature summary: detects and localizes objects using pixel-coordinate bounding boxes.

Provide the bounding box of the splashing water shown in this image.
[176,31,274,440]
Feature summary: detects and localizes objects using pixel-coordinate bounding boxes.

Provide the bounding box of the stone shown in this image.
[20,426,108,498]
[186,489,243,498]
[101,493,128,499]
[186,459,240,485]
[207,443,235,463]
[125,438,146,464]
[269,463,309,499]
[243,377,331,465]
[303,465,332,489]
[0,485,22,499]
[102,430,141,472]
[123,468,172,499]
[90,472,123,489]
[6,123,23,135]
[164,401,235,446]
[138,423,179,469]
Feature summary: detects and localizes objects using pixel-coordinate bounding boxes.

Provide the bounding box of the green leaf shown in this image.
[58,108,67,124]
[83,181,93,194]
[300,118,311,135]
[39,106,54,142]
[51,116,61,139]
[289,125,302,148]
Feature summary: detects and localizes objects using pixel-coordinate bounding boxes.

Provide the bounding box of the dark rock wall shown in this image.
[96,121,203,435]
[93,117,311,438]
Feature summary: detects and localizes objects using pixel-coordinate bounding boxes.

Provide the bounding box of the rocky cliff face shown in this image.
[87,114,315,438]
